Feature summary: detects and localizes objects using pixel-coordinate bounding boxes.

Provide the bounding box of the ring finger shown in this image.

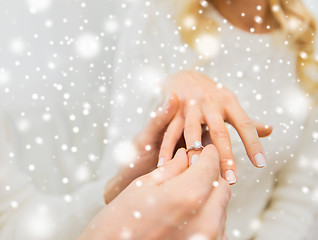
[184,107,203,165]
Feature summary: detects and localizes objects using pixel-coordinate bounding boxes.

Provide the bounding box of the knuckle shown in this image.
[247,141,262,152]
[223,89,237,101]
[185,123,198,133]
[216,145,233,160]
[184,189,205,207]
[237,118,255,129]
[194,91,210,103]
[210,126,229,138]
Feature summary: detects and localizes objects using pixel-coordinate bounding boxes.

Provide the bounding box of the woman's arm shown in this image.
[254,106,318,240]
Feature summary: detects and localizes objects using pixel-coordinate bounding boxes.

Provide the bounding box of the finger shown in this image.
[202,102,237,184]
[169,145,220,198]
[200,178,230,222]
[254,120,273,138]
[184,106,203,165]
[222,234,229,240]
[142,148,188,185]
[145,92,179,139]
[158,112,184,167]
[225,102,267,168]
[104,171,131,204]
[198,178,230,239]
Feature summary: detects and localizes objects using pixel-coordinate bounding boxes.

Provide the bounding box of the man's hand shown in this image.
[80,145,231,240]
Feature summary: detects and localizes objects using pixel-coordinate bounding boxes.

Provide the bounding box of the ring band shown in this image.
[186,141,204,153]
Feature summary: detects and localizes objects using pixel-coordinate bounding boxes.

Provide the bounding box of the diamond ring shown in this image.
[186,141,204,153]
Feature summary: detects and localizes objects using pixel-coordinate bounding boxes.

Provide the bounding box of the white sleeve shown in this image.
[100,0,184,173]
[254,107,318,240]
[0,112,107,240]
[103,0,196,141]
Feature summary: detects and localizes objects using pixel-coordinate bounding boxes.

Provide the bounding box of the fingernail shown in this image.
[225,170,236,184]
[190,154,199,165]
[255,153,267,167]
[157,158,165,167]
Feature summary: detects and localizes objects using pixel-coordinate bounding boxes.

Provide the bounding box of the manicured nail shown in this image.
[255,153,266,167]
[225,170,236,184]
[157,158,165,167]
[190,154,199,165]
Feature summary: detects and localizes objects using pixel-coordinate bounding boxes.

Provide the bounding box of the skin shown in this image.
[210,0,273,33]
[80,146,231,240]
[104,91,271,203]
[159,71,273,184]
[105,84,272,202]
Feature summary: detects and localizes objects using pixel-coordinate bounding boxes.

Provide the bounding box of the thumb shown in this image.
[142,148,188,185]
[104,175,123,204]
[222,234,229,240]
[254,121,273,138]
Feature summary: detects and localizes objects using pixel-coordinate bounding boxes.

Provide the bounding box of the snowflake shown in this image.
[75,33,100,59]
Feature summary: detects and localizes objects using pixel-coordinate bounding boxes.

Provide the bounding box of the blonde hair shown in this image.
[176,0,318,99]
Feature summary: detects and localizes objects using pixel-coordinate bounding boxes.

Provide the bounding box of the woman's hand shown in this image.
[104,93,179,203]
[80,146,231,240]
[159,70,273,184]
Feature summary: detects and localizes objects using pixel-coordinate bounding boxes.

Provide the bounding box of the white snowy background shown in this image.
[0,0,110,109]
